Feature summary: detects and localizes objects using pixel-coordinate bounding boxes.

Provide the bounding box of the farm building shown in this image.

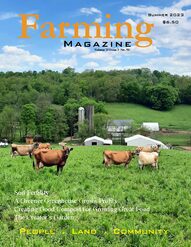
[84,136,112,146]
[141,122,160,132]
[124,134,168,149]
[107,119,133,137]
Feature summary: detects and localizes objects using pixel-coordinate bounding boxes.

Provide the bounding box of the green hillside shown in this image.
[106,103,191,131]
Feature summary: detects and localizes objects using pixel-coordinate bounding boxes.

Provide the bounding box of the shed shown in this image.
[84,136,112,146]
[141,122,160,132]
[124,134,168,149]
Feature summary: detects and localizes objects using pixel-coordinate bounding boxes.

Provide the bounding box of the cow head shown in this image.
[33,142,39,150]
[131,151,136,158]
[135,147,142,155]
[63,147,73,160]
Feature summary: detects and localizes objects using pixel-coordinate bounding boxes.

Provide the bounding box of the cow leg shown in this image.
[35,161,40,171]
[138,162,143,170]
[60,166,64,173]
[33,160,36,169]
[155,162,159,170]
[125,160,130,168]
[56,166,60,175]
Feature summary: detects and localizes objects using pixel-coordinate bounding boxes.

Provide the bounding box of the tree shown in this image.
[94,113,110,138]
[64,99,79,137]
[180,84,191,104]
[145,84,179,110]
[0,106,18,141]
[21,104,37,136]
[119,81,141,103]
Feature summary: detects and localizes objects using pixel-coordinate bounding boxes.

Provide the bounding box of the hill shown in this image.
[105,103,191,146]
[105,103,191,131]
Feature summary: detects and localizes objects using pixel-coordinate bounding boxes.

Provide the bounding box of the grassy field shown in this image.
[0,145,191,246]
[105,103,191,131]
[151,134,191,147]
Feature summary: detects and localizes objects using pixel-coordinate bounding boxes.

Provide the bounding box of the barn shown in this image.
[141,122,160,132]
[124,134,168,149]
[84,136,112,146]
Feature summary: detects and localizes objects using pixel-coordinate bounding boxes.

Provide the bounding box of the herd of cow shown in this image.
[10,143,161,175]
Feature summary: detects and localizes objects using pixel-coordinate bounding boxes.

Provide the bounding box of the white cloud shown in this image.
[80,7,102,23]
[174,0,191,8]
[42,56,77,70]
[83,50,121,67]
[80,7,101,15]
[0,12,18,20]
[119,0,191,74]
[83,61,99,69]
[0,46,42,71]
[0,46,77,72]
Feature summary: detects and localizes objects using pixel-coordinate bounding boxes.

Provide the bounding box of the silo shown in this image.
[86,105,94,131]
[78,107,85,123]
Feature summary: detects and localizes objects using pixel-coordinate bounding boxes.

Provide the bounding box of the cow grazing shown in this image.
[103,150,135,168]
[136,144,161,154]
[138,151,159,170]
[11,144,37,158]
[33,147,73,174]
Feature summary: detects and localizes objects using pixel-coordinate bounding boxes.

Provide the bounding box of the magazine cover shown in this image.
[0,0,191,246]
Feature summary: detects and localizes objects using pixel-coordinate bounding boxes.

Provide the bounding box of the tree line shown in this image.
[0,67,191,142]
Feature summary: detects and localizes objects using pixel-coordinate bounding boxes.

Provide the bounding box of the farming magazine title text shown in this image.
[18,14,154,48]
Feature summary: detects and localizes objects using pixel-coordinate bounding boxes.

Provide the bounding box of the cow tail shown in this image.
[33,161,35,169]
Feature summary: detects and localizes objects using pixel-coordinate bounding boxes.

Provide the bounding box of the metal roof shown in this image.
[107,119,133,126]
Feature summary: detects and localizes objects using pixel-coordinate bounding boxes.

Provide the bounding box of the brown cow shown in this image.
[33,147,73,174]
[37,143,51,149]
[11,143,38,158]
[103,150,135,168]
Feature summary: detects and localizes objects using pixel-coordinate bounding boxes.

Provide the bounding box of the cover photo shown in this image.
[0,0,191,246]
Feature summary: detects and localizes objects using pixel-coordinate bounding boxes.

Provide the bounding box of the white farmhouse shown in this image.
[84,136,112,146]
[124,134,168,149]
[141,122,160,132]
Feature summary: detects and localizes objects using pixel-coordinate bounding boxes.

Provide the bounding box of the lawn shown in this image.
[0,145,191,246]
[105,103,191,131]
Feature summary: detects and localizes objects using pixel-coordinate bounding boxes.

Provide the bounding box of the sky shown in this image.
[0,0,190,75]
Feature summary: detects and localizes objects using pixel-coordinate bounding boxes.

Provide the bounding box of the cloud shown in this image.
[174,0,191,8]
[0,12,18,21]
[80,7,101,15]
[0,46,77,72]
[83,50,121,67]
[0,46,42,71]
[83,61,99,69]
[80,7,102,23]
[42,56,77,70]
[118,0,191,74]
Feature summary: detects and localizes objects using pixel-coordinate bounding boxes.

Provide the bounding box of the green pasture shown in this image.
[0,145,191,246]
[151,134,191,147]
[106,103,191,131]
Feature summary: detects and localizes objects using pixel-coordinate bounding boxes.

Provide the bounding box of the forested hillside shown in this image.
[0,68,191,142]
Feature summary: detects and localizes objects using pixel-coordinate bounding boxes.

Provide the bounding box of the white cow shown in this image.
[138,151,159,170]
